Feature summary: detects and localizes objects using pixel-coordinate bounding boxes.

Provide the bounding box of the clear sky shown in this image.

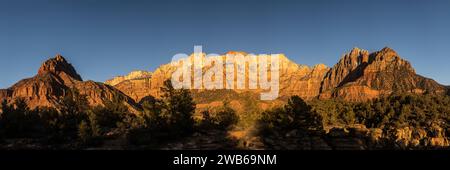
[1,0,449,88]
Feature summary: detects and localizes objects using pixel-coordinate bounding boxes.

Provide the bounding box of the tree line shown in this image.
[0,80,240,148]
[1,80,449,149]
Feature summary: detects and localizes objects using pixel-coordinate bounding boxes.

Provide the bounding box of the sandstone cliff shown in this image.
[105,70,152,86]
[107,47,446,103]
[320,47,446,101]
[0,54,139,113]
[106,52,330,103]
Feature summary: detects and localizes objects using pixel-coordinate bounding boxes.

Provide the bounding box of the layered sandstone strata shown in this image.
[0,54,139,113]
[107,47,446,103]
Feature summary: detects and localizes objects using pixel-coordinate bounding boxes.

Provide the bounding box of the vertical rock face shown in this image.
[0,54,139,113]
[319,47,446,101]
[2,47,443,113]
[321,47,370,94]
[113,78,153,102]
[107,47,446,103]
[106,53,331,102]
[279,63,330,100]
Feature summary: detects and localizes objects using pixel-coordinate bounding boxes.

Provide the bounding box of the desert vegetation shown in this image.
[1,80,449,149]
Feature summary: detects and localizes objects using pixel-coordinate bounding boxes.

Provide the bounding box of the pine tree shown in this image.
[285,96,323,132]
[158,80,196,136]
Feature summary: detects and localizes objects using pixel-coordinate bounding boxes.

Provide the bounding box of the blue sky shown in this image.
[1,0,450,88]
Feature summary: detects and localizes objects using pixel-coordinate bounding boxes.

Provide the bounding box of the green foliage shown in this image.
[77,118,102,146]
[310,94,450,132]
[124,80,197,145]
[51,90,90,141]
[158,79,196,135]
[340,107,356,124]
[0,98,42,138]
[309,99,354,126]
[258,96,323,135]
[78,120,92,143]
[89,102,127,130]
[0,88,129,146]
[38,107,79,142]
[199,105,239,130]
[258,107,286,130]
[2,81,448,149]
[217,103,238,129]
[139,96,161,113]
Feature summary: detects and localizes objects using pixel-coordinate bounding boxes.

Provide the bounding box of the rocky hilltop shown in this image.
[107,47,447,103]
[320,47,446,101]
[0,54,139,113]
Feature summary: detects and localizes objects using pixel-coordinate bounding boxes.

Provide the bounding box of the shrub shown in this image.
[89,103,127,130]
[78,120,92,143]
[77,119,102,146]
[199,106,239,130]
[258,96,323,135]
[0,99,43,138]
[310,94,450,133]
[124,80,196,145]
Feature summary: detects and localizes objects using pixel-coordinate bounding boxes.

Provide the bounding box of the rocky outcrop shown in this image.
[105,70,152,86]
[388,124,449,148]
[107,47,445,103]
[280,63,329,100]
[37,54,82,86]
[320,47,446,101]
[107,53,330,103]
[321,47,370,94]
[323,124,449,149]
[0,54,139,113]
[0,89,11,102]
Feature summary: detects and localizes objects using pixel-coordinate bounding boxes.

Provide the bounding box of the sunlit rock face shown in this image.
[0,47,446,115]
[105,52,330,103]
[0,54,140,113]
[320,47,446,101]
[107,47,445,104]
[105,70,152,86]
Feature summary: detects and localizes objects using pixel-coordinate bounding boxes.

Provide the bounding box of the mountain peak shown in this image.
[1,54,139,113]
[350,47,362,52]
[372,47,401,62]
[380,46,396,53]
[225,51,248,56]
[105,70,152,86]
[313,63,329,70]
[54,53,66,62]
[38,54,82,81]
[348,47,369,56]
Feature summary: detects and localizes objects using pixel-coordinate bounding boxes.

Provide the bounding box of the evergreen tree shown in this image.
[260,96,323,135]
[158,80,196,135]
[78,120,92,143]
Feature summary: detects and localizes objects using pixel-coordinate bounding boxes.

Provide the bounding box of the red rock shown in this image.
[0,54,139,113]
[107,47,446,103]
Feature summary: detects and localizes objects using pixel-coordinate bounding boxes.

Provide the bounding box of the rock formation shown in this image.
[105,53,330,102]
[107,47,446,103]
[1,47,445,114]
[320,47,446,101]
[0,54,139,113]
[105,70,152,86]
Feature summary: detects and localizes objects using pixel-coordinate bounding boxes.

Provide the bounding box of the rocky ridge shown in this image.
[107,47,447,104]
[0,54,139,113]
